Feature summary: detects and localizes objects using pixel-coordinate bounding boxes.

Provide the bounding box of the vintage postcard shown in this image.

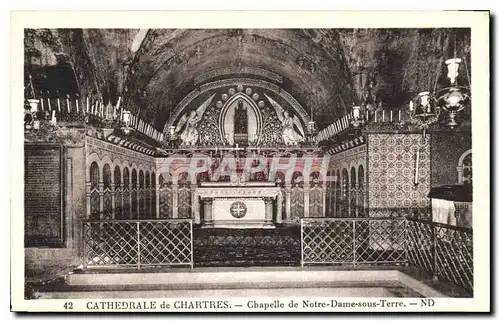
[10,10,490,313]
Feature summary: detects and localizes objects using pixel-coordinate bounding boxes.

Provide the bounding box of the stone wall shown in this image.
[430,131,472,187]
[24,126,86,281]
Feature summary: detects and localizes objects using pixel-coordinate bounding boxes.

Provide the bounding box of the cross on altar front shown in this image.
[230,201,247,218]
[234,204,244,216]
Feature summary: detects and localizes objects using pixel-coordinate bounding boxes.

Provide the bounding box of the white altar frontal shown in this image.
[193,182,283,229]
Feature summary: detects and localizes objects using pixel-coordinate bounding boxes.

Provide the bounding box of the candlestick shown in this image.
[116,96,122,111]
[57,98,61,112]
[51,110,56,124]
[382,110,385,122]
[47,97,51,110]
[398,110,401,122]
[86,96,89,113]
[390,110,393,122]
[40,98,44,111]
[76,99,79,113]
[374,111,377,122]
[66,98,70,113]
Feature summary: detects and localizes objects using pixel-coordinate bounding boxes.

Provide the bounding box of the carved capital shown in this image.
[263,197,274,204]
[201,197,214,205]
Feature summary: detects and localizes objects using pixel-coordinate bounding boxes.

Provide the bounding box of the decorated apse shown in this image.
[163,77,312,147]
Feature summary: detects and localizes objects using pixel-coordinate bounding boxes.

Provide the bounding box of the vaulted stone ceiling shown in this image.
[25,28,471,131]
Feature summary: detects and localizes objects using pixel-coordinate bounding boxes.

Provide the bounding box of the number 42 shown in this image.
[63,302,73,309]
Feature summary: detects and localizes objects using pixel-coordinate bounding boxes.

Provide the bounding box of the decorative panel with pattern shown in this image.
[290,184,304,222]
[368,134,431,217]
[131,191,138,219]
[159,184,173,218]
[114,188,123,220]
[122,190,130,219]
[178,185,192,219]
[309,183,323,217]
[90,191,100,220]
[103,190,113,220]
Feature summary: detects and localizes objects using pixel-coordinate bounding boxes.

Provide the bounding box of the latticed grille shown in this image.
[301,218,406,265]
[302,217,473,293]
[407,218,473,292]
[83,219,193,269]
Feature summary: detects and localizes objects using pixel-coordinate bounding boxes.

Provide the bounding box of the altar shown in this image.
[192,182,283,228]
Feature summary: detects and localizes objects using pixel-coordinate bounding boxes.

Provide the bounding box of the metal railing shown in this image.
[301,217,407,266]
[301,216,473,293]
[406,217,473,291]
[82,219,193,269]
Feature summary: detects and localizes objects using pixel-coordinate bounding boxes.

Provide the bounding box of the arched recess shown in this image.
[102,164,113,220]
[86,153,101,183]
[138,170,145,218]
[145,171,151,218]
[290,171,304,221]
[151,171,157,218]
[218,93,263,144]
[131,169,138,219]
[178,172,192,219]
[358,165,366,217]
[309,171,324,217]
[158,173,173,219]
[457,149,472,184]
[123,167,131,219]
[114,165,123,220]
[165,78,311,134]
[335,169,341,217]
[341,168,349,216]
[350,166,357,217]
[89,161,100,220]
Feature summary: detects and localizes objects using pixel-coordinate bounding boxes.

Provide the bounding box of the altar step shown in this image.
[193,227,301,267]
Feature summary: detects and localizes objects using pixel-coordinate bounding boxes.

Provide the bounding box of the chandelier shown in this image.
[408,53,471,133]
[436,58,470,128]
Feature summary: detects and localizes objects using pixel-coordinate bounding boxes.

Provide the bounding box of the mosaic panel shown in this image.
[368,134,431,216]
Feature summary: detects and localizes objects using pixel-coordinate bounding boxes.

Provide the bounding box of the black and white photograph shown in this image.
[10,10,490,313]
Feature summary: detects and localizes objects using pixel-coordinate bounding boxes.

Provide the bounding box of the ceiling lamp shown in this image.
[408,32,471,132]
[436,58,471,129]
[408,91,441,137]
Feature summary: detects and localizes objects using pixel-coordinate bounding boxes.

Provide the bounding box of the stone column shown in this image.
[127,180,132,220]
[284,182,292,223]
[322,185,327,217]
[155,184,161,219]
[202,197,214,227]
[98,182,104,219]
[263,197,274,226]
[110,183,116,219]
[172,183,179,219]
[85,182,91,218]
[275,191,283,224]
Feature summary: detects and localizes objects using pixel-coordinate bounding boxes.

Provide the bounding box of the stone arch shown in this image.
[165,78,311,133]
[89,161,100,190]
[86,153,101,182]
[103,163,112,189]
[457,149,472,184]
